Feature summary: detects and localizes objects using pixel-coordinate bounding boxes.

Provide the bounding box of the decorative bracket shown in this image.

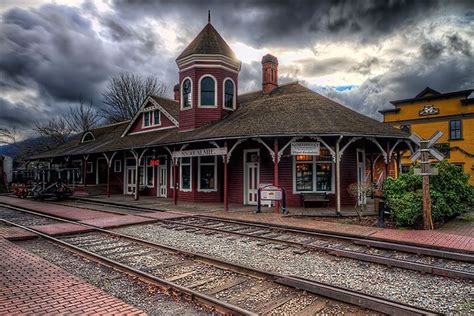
[227,139,245,163]
[252,138,275,163]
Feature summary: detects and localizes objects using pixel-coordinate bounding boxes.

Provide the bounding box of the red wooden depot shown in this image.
[29,18,412,214]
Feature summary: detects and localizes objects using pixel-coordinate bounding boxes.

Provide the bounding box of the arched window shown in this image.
[200,76,215,106]
[224,79,235,110]
[182,78,192,109]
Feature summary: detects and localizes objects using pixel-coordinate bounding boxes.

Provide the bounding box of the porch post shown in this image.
[273,138,279,213]
[83,155,88,187]
[335,136,343,216]
[224,154,228,212]
[173,157,178,205]
[369,153,374,183]
[385,142,390,179]
[134,161,140,201]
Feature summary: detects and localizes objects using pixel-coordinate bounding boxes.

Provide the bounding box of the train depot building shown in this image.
[30,21,410,213]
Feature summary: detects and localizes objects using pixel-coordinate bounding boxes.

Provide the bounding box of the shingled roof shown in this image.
[30,82,407,159]
[176,23,237,60]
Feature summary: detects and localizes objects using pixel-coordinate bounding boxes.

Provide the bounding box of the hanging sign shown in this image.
[148,159,160,166]
[172,147,227,158]
[291,142,320,155]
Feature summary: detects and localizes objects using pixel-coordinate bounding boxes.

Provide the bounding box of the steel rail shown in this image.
[160,218,474,280]
[70,197,474,259]
[194,215,474,261]
[0,203,438,315]
[0,218,256,316]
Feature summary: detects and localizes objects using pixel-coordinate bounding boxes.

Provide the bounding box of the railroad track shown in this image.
[48,200,474,280]
[160,216,474,280]
[0,203,437,315]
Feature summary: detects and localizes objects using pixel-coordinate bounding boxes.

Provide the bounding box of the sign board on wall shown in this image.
[291,142,320,155]
[172,147,228,158]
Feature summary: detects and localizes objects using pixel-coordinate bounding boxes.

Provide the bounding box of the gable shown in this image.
[121,96,179,136]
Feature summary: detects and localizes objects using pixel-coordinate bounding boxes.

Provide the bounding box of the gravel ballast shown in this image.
[17,238,204,316]
[115,223,474,314]
[0,207,58,226]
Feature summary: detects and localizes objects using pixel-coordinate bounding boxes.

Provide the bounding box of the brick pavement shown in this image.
[0,195,113,220]
[206,210,474,253]
[0,225,36,240]
[80,214,157,228]
[0,238,144,315]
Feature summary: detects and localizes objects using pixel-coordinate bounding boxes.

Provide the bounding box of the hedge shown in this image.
[383,161,473,227]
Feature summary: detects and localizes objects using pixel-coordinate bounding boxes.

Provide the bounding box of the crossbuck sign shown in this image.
[409,131,445,230]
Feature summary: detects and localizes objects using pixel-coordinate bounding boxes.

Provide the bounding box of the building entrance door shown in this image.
[356,148,366,205]
[157,164,167,197]
[126,167,136,195]
[244,150,260,205]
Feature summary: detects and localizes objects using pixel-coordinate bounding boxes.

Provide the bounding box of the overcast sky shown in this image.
[1,0,473,139]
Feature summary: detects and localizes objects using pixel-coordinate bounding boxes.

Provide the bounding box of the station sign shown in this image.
[148,159,160,166]
[291,142,320,155]
[172,147,228,158]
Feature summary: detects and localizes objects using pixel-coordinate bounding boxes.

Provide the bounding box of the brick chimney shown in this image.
[173,83,180,102]
[262,54,278,94]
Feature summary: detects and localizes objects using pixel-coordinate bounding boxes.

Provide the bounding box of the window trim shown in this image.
[144,156,155,188]
[142,110,161,129]
[81,131,95,143]
[449,119,462,140]
[180,77,193,110]
[86,161,94,174]
[198,75,218,108]
[198,156,218,192]
[223,77,236,110]
[179,157,192,192]
[292,156,335,193]
[114,160,122,173]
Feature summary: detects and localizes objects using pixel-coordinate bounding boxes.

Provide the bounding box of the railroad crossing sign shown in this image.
[409,131,445,230]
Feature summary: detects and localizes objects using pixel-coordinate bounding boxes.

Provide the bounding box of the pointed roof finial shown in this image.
[208,10,211,23]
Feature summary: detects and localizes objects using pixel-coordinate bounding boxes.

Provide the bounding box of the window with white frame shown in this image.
[200,76,216,106]
[198,156,217,191]
[72,160,83,183]
[294,148,334,192]
[143,112,151,127]
[114,160,122,173]
[144,156,154,187]
[224,79,235,110]
[86,161,93,173]
[182,78,192,109]
[143,110,161,128]
[170,161,175,189]
[180,157,192,191]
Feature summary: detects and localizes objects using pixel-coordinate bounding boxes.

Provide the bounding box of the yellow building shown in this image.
[380,87,474,185]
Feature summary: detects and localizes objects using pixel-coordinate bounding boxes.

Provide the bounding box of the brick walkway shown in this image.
[0,238,144,315]
[206,211,474,253]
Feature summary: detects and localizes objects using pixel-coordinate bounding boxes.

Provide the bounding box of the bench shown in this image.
[300,192,329,208]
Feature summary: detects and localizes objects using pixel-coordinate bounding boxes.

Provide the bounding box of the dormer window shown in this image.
[143,110,161,128]
[181,78,192,109]
[199,76,216,107]
[81,131,95,143]
[224,79,235,110]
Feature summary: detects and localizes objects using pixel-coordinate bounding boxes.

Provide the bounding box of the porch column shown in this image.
[82,155,88,187]
[224,154,228,212]
[173,158,178,205]
[273,138,279,213]
[103,152,117,198]
[369,153,374,183]
[385,142,390,179]
[335,136,343,216]
[134,161,140,201]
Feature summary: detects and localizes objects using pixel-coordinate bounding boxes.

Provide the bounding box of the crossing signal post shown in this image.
[409,131,445,230]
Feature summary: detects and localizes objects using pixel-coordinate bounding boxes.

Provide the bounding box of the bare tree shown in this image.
[0,126,18,147]
[33,117,73,151]
[101,72,169,123]
[66,97,101,132]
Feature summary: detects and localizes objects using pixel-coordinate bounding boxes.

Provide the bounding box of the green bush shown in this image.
[383,161,473,227]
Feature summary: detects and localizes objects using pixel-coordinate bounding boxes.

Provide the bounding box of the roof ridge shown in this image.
[89,120,130,131]
[151,94,179,104]
[238,80,300,97]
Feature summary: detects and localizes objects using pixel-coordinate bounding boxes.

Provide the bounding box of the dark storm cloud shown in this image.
[447,33,472,56]
[0,98,38,128]
[111,0,446,48]
[316,53,474,119]
[421,41,445,60]
[0,4,112,102]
